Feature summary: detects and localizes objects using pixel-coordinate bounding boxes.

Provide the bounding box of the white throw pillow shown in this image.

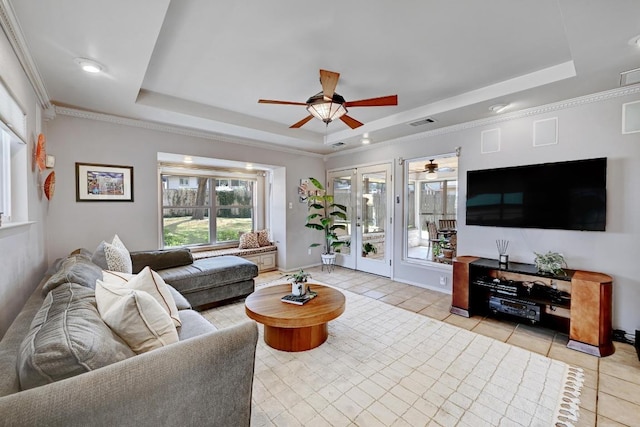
[102,268,181,327]
[95,280,179,354]
[104,242,133,273]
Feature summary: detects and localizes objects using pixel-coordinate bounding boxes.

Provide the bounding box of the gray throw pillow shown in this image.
[18,283,135,390]
[91,240,109,270]
[129,248,193,274]
[42,253,103,296]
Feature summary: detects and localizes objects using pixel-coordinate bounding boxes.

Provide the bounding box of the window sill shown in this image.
[0,221,36,234]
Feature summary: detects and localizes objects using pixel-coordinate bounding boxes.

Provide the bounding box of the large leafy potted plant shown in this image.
[303,177,348,263]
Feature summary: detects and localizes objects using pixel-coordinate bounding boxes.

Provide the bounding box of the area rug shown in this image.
[203,286,583,427]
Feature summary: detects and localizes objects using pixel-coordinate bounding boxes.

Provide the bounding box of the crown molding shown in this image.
[0,0,51,110]
[54,106,323,158]
[326,84,640,158]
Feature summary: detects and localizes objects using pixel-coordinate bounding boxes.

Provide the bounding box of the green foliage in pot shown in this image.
[362,242,377,256]
[283,269,312,283]
[534,251,567,275]
[304,177,348,254]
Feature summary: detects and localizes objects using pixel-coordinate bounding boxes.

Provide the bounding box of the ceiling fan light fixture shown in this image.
[426,171,438,180]
[306,92,347,124]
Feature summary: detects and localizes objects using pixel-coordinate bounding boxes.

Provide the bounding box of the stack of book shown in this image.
[281,290,318,305]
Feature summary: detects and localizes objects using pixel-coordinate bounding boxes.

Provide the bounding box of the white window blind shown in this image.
[0,79,26,142]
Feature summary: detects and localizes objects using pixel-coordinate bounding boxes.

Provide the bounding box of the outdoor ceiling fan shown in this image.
[258,69,398,129]
[422,159,456,180]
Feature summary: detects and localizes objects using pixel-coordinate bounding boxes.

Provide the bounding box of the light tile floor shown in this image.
[254,266,640,427]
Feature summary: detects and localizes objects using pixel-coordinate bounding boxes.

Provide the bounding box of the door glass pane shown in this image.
[331,175,352,255]
[361,171,386,260]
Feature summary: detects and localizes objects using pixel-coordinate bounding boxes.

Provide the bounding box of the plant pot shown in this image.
[442,248,454,259]
[291,282,306,296]
[320,253,336,272]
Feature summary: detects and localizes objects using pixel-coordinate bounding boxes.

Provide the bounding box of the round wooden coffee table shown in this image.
[245,283,345,352]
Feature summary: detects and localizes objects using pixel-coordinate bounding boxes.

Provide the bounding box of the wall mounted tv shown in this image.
[466,157,606,231]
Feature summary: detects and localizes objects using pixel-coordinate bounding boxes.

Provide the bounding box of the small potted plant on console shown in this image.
[534,251,567,276]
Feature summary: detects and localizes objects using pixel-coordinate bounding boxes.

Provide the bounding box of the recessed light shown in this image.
[183,156,193,164]
[74,58,104,73]
[628,35,640,47]
[489,103,509,113]
[361,138,370,145]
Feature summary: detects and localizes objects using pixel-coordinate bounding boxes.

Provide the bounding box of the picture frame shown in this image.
[76,162,134,202]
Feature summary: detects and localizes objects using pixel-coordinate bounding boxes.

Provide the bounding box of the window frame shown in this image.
[403,155,459,264]
[159,166,266,249]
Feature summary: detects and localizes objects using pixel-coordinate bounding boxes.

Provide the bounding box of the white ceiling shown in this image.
[7,0,640,155]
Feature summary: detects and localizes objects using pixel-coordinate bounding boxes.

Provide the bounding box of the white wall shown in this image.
[326,90,640,334]
[45,114,326,271]
[0,31,48,337]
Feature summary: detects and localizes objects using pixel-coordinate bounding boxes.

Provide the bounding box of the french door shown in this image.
[328,164,392,277]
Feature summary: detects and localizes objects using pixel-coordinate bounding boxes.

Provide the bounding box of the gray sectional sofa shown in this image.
[0,250,260,426]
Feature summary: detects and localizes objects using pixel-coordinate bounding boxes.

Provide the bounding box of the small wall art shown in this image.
[76,162,133,202]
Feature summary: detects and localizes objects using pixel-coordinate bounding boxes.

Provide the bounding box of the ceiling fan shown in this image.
[421,159,456,180]
[258,69,398,129]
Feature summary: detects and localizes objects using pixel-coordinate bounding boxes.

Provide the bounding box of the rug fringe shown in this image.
[552,365,584,427]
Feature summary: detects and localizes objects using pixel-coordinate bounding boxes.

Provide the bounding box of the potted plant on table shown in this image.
[283,269,312,296]
[302,177,348,268]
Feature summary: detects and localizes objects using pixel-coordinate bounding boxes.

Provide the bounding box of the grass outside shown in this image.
[163,216,252,247]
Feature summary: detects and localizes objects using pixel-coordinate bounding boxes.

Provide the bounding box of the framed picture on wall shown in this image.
[76,162,134,202]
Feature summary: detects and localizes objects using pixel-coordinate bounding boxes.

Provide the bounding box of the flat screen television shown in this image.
[466,157,606,231]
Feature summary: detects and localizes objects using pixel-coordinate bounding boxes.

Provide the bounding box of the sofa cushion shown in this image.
[101,267,181,327]
[156,256,258,295]
[95,280,179,354]
[92,235,133,273]
[17,283,135,391]
[102,270,191,310]
[130,248,193,274]
[42,253,103,296]
[176,310,217,341]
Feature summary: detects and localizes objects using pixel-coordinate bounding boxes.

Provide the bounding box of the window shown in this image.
[0,78,27,225]
[0,130,11,220]
[404,155,458,262]
[161,171,264,248]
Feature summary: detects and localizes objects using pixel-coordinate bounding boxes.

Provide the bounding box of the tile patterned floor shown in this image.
[254,266,640,427]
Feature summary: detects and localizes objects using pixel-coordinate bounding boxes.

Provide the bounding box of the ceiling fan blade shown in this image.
[258,99,307,106]
[345,95,398,108]
[319,69,340,101]
[339,115,364,129]
[290,115,314,128]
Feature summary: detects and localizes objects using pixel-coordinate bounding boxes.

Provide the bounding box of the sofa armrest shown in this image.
[0,320,258,427]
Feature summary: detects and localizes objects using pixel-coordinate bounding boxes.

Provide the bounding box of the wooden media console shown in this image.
[452,256,614,357]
